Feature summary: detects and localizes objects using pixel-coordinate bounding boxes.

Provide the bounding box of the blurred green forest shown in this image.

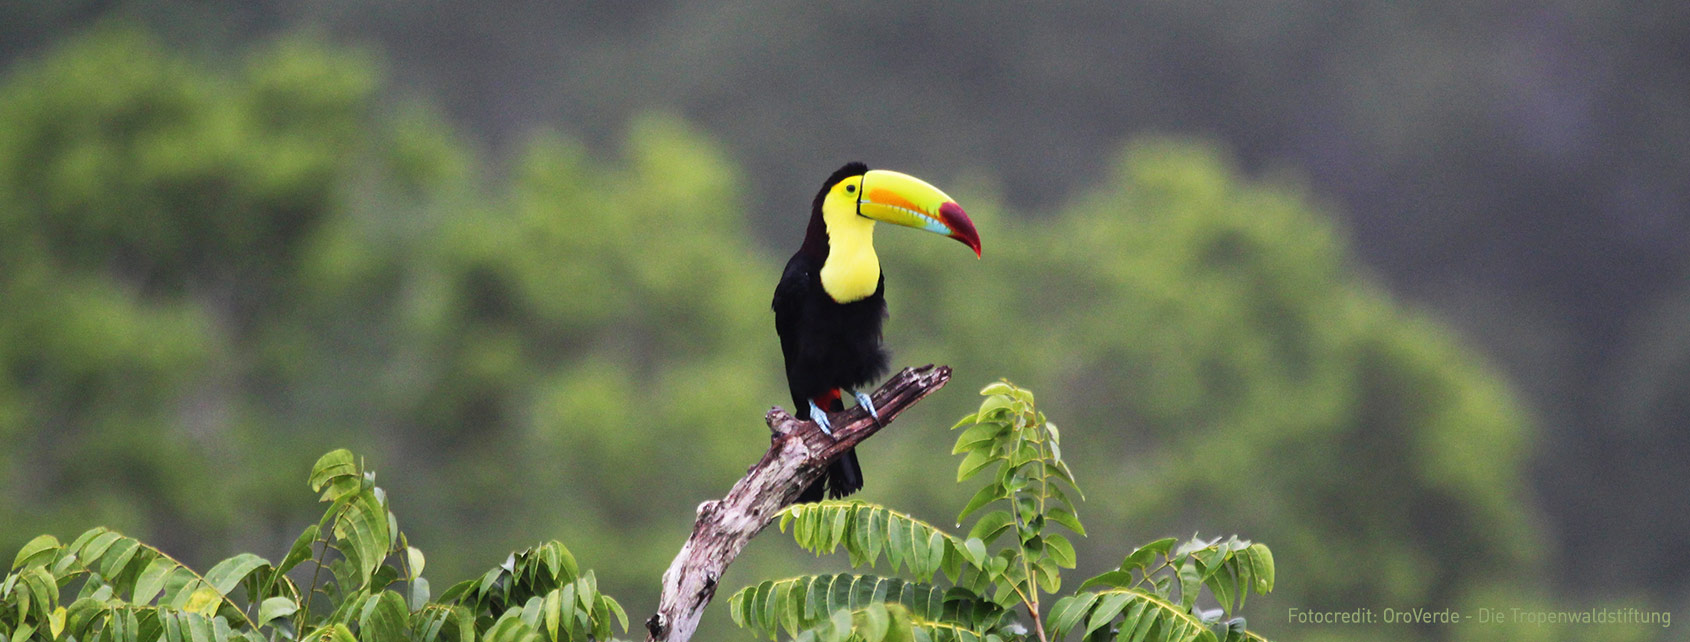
[0,4,1684,642]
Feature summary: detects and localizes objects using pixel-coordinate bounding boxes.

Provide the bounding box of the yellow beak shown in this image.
[856,170,981,257]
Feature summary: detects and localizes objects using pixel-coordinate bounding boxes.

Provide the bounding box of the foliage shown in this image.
[0,450,626,642]
[0,23,783,600]
[276,9,1690,596]
[0,23,445,573]
[0,24,1553,642]
[730,382,1276,642]
[871,141,1541,631]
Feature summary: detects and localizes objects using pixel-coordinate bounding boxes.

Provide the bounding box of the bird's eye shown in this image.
[845,184,857,193]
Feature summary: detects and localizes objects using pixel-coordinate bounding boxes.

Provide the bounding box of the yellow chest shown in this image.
[819,219,880,303]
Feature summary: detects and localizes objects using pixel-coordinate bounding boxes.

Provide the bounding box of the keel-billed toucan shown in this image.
[773,163,981,502]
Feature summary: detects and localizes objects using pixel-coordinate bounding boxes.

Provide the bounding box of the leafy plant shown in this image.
[0,450,626,642]
[729,381,1276,642]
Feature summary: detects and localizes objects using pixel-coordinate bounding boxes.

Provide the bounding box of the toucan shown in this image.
[773,162,981,502]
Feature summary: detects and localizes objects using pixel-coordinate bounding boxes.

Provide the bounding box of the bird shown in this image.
[772,162,981,502]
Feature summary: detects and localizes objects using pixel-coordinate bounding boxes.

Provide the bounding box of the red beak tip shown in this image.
[939,201,981,258]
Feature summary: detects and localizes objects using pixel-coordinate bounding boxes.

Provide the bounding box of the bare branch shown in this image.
[645,364,953,642]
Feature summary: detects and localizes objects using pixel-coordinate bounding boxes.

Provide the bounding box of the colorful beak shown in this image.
[856,169,982,257]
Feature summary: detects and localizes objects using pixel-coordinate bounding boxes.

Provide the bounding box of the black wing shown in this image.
[772,251,815,402]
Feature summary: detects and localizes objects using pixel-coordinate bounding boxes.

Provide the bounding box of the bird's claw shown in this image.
[809,400,835,435]
[852,390,881,424]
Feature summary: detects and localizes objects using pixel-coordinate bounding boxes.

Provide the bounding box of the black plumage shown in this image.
[772,163,887,502]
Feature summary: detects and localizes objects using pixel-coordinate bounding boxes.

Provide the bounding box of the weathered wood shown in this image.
[645,364,953,642]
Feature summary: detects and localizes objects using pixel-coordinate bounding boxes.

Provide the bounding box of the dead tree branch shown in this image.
[645,364,953,642]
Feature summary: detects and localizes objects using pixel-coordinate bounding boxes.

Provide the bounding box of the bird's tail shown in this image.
[826,448,864,498]
[798,390,864,502]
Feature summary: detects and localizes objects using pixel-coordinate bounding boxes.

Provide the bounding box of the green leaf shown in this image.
[603,594,629,635]
[979,382,1015,397]
[258,597,299,627]
[1177,560,1201,612]
[66,528,107,556]
[1204,562,1238,616]
[924,533,946,581]
[182,586,223,616]
[331,490,391,588]
[856,603,890,642]
[976,395,1014,420]
[829,575,855,613]
[1046,592,1097,639]
[1085,590,1213,642]
[12,535,60,571]
[410,577,432,611]
[50,552,79,580]
[884,518,909,574]
[781,502,960,574]
[133,557,176,605]
[78,531,123,563]
[542,588,563,641]
[1114,601,1145,642]
[949,413,980,431]
[275,525,320,577]
[1036,556,1062,594]
[1084,592,1133,639]
[1174,535,1215,559]
[487,611,541,642]
[726,575,984,640]
[831,505,850,548]
[961,538,988,568]
[967,511,1015,545]
[956,484,1004,524]
[1047,483,1079,512]
[1152,575,1173,600]
[358,590,409,642]
[865,508,887,565]
[1123,610,1157,642]
[1244,544,1274,594]
[307,622,361,642]
[1078,570,1135,592]
[1194,548,1227,579]
[956,450,996,482]
[1009,443,1042,469]
[558,583,579,637]
[951,423,1002,455]
[402,547,424,579]
[1046,534,1077,569]
[20,567,58,623]
[63,595,103,633]
[882,603,916,642]
[1048,508,1086,537]
[1122,538,1176,571]
[204,553,270,597]
[97,538,142,579]
[309,450,361,497]
[827,607,853,642]
[541,540,579,584]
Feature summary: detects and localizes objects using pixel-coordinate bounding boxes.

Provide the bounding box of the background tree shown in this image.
[0,19,1663,641]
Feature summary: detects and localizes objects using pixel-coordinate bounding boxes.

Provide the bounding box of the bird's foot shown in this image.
[808,400,835,435]
[851,390,881,425]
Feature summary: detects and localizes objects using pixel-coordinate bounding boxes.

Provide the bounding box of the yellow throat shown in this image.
[819,196,880,303]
